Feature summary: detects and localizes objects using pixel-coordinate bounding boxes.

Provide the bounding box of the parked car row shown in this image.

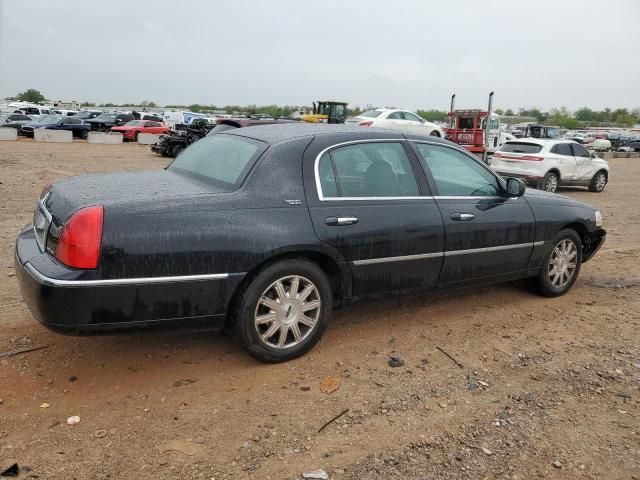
[2,110,171,141]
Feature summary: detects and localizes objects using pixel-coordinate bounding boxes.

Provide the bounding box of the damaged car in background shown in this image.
[15,124,606,363]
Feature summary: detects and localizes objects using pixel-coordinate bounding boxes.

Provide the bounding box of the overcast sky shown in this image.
[0,0,638,111]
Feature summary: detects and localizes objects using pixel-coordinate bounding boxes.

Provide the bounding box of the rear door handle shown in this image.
[325,216,359,226]
[450,212,475,221]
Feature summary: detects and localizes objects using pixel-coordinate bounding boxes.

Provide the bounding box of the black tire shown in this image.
[540,171,559,193]
[528,229,582,297]
[134,131,140,142]
[588,170,607,192]
[430,130,441,137]
[80,129,88,140]
[171,145,185,157]
[234,259,332,363]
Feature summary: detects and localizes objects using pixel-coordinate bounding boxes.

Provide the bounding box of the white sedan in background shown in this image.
[353,108,444,137]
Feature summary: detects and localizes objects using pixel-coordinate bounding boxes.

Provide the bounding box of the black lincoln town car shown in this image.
[15,124,606,362]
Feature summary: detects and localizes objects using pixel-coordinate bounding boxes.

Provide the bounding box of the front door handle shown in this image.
[325,216,359,226]
[450,212,475,221]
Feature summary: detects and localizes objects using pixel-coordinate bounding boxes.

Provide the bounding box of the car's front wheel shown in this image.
[429,130,441,137]
[540,171,559,193]
[235,259,332,362]
[528,229,582,297]
[589,170,607,192]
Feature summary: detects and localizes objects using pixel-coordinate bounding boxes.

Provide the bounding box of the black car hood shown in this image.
[524,187,595,209]
[44,170,218,224]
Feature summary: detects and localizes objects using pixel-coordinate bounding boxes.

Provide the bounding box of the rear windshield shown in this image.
[168,134,265,190]
[359,110,384,118]
[499,142,542,154]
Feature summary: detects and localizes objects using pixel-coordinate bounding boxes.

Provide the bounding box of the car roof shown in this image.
[223,122,455,147]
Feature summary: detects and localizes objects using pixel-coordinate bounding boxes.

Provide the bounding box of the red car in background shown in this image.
[111,120,170,141]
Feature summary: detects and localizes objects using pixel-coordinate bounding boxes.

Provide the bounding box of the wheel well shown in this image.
[430,130,441,138]
[595,169,608,179]
[546,168,561,180]
[225,251,346,326]
[560,222,588,246]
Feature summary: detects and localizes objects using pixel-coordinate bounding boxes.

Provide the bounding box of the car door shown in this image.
[303,138,445,297]
[571,142,595,181]
[412,141,536,286]
[146,121,162,134]
[550,142,577,180]
[384,111,405,128]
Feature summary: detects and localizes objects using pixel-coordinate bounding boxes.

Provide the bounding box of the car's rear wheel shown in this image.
[589,170,607,192]
[235,259,332,363]
[528,229,582,297]
[80,129,88,139]
[541,171,559,193]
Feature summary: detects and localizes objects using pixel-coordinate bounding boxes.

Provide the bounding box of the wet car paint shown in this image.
[14,124,606,334]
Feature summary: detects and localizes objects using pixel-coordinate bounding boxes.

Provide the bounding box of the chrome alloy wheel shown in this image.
[254,275,321,349]
[548,239,578,288]
[544,175,558,192]
[594,172,607,191]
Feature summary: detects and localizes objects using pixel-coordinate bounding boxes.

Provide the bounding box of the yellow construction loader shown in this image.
[301,100,348,124]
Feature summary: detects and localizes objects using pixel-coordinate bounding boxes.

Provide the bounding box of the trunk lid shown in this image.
[42,170,217,225]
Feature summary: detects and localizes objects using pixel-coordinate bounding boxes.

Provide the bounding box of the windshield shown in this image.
[125,120,145,126]
[359,110,384,118]
[499,142,542,154]
[74,111,93,119]
[36,115,61,124]
[168,134,265,190]
[95,114,116,121]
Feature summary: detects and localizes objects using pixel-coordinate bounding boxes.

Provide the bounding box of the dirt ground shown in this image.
[0,139,638,480]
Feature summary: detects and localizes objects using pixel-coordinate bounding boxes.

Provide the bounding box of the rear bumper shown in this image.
[14,225,242,335]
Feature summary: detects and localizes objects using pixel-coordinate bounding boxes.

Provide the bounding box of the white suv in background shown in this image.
[353,108,444,137]
[490,139,609,193]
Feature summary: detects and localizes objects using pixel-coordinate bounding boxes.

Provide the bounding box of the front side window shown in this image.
[168,134,264,190]
[402,111,423,123]
[317,142,419,198]
[416,143,500,197]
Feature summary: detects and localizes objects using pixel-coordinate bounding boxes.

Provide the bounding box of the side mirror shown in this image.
[505,177,526,197]
[590,152,596,159]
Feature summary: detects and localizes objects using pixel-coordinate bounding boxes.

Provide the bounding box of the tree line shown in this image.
[4,89,639,128]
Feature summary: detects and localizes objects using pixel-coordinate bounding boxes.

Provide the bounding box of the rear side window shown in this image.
[571,143,590,158]
[551,143,573,156]
[168,135,264,190]
[416,143,500,197]
[317,142,419,198]
[359,110,383,118]
[500,142,543,154]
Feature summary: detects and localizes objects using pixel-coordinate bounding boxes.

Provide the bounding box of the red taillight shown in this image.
[358,121,373,127]
[520,155,544,161]
[55,205,104,269]
[493,152,503,158]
